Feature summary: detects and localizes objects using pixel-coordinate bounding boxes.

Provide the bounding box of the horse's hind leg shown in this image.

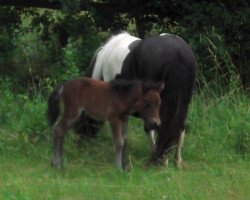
[74,113,104,141]
[174,129,185,168]
[109,116,123,169]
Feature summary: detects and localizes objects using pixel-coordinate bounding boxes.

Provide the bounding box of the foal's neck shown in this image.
[126,86,142,113]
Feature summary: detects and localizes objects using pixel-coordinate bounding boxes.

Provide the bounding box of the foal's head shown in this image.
[138,81,164,131]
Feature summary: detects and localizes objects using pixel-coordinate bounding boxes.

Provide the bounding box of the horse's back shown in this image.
[92,33,141,81]
[122,34,196,81]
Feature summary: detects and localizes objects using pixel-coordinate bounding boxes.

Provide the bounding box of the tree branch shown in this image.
[0,0,127,13]
[0,0,61,9]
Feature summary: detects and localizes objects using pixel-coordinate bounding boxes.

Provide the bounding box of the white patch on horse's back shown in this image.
[160,33,182,40]
[160,33,171,36]
[92,32,140,81]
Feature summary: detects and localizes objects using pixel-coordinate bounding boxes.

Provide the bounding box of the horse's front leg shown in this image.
[109,116,123,169]
[148,130,156,154]
[174,129,185,168]
[121,118,128,169]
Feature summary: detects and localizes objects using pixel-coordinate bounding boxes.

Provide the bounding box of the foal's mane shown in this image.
[110,79,140,96]
[140,81,162,94]
[110,78,161,96]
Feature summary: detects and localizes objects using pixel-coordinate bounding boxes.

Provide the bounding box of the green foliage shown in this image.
[0,78,48,155]
[188,29,242,92]
[0,7,22,74]
[187,87,250,160]
[59,42,80,81]
[0,1,249,88]
[180,0,250,87]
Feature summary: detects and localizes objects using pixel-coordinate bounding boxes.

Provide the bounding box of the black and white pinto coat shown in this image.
[77,32,196,167]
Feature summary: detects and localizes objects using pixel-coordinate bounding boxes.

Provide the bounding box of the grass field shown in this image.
[0,87,249,199]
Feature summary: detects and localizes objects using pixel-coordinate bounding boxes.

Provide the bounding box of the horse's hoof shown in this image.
[122,164,131,172]
[162,158,169,167]
[51,159,64,169]
[148,155,168,167]
[174,159,183,169]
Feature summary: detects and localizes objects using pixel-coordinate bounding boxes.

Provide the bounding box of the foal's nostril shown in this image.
[152,117,161,126]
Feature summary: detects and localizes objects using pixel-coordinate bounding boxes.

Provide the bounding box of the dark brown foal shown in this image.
[47,77,164,169]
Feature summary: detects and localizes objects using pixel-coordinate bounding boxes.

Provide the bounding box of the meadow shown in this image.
[1,3,249,200]
[0,78,249,200]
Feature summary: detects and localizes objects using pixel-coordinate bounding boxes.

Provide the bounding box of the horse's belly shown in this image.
[85,110,108,121]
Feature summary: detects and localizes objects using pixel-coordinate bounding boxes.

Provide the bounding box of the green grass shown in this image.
[0,85,249,199]
[0,129,249,200]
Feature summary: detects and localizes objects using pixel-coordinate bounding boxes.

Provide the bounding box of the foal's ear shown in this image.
[157,81,165,92]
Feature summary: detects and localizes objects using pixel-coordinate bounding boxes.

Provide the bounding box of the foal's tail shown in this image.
[47,85,62,126]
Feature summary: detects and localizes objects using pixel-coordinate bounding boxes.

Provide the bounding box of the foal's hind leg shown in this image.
[174,129,185,168]
[51,118,70,169]
[52,109,80,168]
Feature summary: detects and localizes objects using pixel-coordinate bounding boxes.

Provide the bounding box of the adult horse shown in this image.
[75,32,196,167]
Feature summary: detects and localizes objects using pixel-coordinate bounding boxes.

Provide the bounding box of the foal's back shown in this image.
[61,77,114,121]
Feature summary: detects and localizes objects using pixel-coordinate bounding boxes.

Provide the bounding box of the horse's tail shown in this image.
[47,85,63,126]
[73,47,104,138]
[85,47,103,77]
[155,51,197,162]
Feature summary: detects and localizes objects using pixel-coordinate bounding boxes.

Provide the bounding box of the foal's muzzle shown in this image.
[151,117,161,126]
[144,118,161,132]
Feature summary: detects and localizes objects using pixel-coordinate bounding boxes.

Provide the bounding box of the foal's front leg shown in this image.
[109,116,123,169]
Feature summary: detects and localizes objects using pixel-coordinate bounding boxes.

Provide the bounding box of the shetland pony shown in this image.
[75,32,197,167]
[47,77,164,169]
